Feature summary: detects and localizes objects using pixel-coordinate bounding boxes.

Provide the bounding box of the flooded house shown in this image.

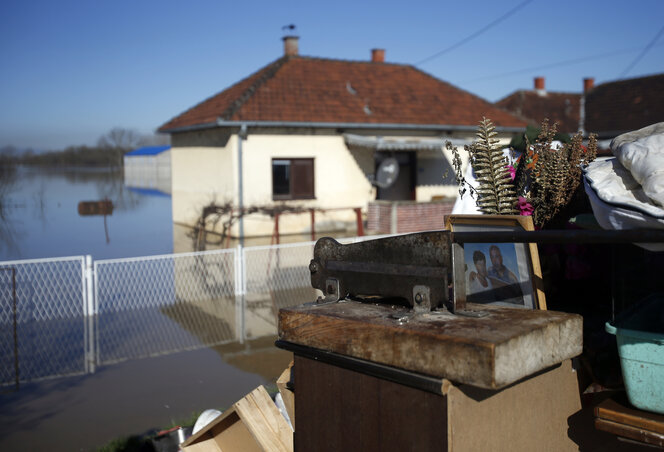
[158,36,526,239]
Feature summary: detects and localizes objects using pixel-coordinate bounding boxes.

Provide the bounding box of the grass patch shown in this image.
[96,435,152,452]
[162,409,206,431]
[95,410,209,452]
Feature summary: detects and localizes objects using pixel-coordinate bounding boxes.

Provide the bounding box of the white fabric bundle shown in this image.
[611,122,664,207]
[584,157,664,251]
[584,158,664,221]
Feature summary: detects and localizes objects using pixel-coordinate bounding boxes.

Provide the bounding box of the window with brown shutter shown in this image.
[272,158,315,200]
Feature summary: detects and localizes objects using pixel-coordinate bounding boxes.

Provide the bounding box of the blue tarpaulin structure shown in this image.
[124,146,171,195]
[125,145,170,156]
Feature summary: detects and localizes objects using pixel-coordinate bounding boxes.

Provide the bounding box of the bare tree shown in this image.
[191,201,310,251]
[97,127,142,152]
[97,127,144,167]
[138,133,170,147]
[0,145,18,165]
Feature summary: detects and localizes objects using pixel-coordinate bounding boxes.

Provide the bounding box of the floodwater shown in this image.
[0,166,297,451]
[0,341,292,451]
[0,165,173,261]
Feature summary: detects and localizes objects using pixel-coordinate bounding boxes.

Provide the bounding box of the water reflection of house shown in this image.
[167,247,314,342]
[211,336,292,382]
[158,36,526,238]
[123,145,171,195]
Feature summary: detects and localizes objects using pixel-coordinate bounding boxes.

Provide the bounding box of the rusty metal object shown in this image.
[450,229,664,244]
[310,232,453,311]
[77,199,113,216]
[308,228,664,315]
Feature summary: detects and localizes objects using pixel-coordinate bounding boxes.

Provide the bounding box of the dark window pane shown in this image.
[272,158,314,199]
[273,160,290,196]
[291,159,314,199]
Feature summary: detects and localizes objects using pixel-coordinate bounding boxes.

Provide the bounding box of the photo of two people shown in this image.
[465,243,524,305]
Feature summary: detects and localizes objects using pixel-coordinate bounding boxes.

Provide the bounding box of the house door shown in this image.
[375,152,415,201]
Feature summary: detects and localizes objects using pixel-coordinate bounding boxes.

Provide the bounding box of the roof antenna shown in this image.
[282,24,296,35]
[281,25,299,56]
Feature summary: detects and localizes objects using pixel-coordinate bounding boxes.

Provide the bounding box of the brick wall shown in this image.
[367,200,455,234]
[367,202,393,234]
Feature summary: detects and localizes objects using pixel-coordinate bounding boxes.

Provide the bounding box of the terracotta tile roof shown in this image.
[159,56,527,132]
[495,90,581,134]
[585,73,664,137]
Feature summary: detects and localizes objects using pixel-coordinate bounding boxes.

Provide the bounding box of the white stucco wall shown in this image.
[238,133,373,236]
[171,138,236,228]
[170,128,517,238]
[171,131,373,237]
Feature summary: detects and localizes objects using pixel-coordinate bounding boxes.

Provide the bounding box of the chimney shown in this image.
[579,78,594,136]
[534,77,546,95]
[283,36,299,56]
[371,48,385,63]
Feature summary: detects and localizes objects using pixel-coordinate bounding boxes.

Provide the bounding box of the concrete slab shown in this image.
[278,301,583,389]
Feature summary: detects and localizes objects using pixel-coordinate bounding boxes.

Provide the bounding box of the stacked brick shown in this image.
[367,201,454,234]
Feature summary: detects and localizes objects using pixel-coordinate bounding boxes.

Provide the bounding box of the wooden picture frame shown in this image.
[445,214,546,310]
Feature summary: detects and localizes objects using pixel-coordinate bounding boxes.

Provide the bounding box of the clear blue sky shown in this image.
[1,0,663,151]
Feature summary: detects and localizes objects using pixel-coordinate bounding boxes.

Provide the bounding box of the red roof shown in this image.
[495,90,582,134]
[585,73,664,137]
[159,56,527,132]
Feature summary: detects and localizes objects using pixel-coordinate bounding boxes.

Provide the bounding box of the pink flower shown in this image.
[518,196,533,216]
[507,165,516,180]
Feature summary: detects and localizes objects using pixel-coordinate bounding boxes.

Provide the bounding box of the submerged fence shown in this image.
[0,256,89,386]
[0,235,386,387]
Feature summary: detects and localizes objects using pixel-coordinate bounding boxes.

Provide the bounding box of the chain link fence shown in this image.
[94,249,237,365]
[0,257,88,387]
[239,235,392,338]
[0,234,394,386]
[245,242,317,302]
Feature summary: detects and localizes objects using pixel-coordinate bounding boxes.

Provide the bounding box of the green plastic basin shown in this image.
[606,295,664,414]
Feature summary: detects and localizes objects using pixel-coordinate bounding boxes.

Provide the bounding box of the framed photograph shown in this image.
[445,215,546,310]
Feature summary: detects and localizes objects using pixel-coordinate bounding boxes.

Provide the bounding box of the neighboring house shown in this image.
[496,73,664,153]
[158,37,527,238]
[495,77,591,135]
[584,73,664,140]
[123,145,171,195]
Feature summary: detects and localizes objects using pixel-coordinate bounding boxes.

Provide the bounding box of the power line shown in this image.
[461,44,664,84]
[414,0,535,66]
[619,24,664,78]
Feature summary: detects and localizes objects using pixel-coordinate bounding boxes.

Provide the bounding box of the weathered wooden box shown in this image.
[277,301,584,452]
[279,300,582,389]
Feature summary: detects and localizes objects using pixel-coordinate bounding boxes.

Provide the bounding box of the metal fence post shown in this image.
[82,257,89,374]
[84,255,96,374]
[2,267,20,390]
[235,245,246,344]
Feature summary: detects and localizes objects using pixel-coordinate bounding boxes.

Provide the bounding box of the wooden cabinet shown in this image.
[278,301,584,451]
